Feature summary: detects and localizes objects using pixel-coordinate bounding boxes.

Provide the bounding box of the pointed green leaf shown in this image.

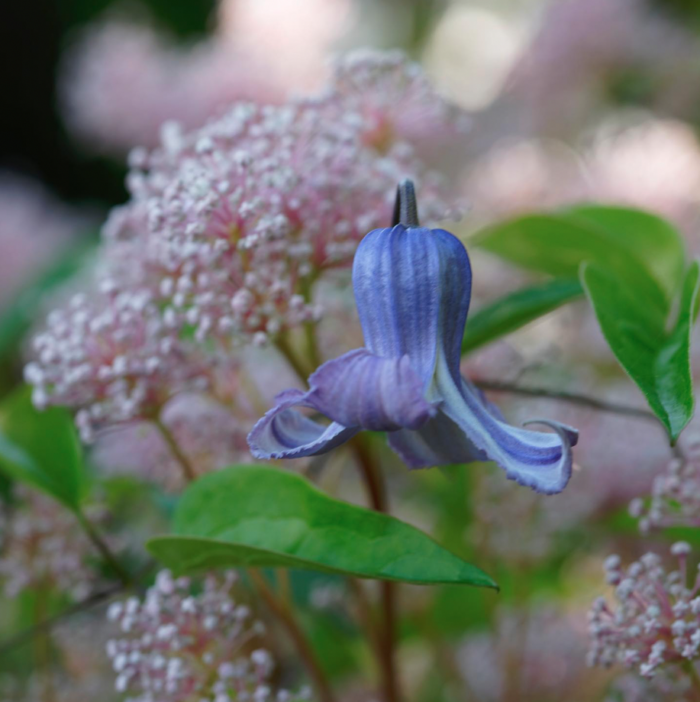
[148,466,497,589]
[462,278,583,354]
[0,386,86,510]
[566,206,685,297]
[477,207,684,301]
[581,260,700,442]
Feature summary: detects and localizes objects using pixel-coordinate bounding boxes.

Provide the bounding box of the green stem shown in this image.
[75,510,131,586]
[249,569,335,702]
[153,416,197,484]
[34,586,54,702]
[351,437,401,702]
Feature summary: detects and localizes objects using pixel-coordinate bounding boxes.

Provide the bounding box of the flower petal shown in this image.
[400,358,578,494]
[307,349,436,431]
[247,388,359,460]
[248,349,436,460]
[388,413,487,468]
[353,224,472,382]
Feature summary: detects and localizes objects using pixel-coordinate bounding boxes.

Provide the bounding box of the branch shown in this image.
[0,583,124,656]
[474,379,659,422]
[0,562,155,657]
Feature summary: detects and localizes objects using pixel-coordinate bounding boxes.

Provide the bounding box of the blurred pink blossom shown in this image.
[458,607,605,701]
[0,486,116,601]
[219,0,353,91]
[106,570,311,701]
[0,173,80,312]
[588,544,700,679]
[92,391,252,492]
[506,0,700,136]
[60,17,284,154]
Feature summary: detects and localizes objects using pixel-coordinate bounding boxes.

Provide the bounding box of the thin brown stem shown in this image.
[473,379,659,422]
[75,510,131,586]
[351,437,401,702]
[249,569,335,702]
[153,417,197,483]
[348,578,382,658]
[275,335,312,386]
[0,563,155,658]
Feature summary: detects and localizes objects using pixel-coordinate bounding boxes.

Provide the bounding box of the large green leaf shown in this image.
[581,260,700,442]
[462,278,583,354]
[567,206,685,297]
[148,466,497,588]
[477,207,684,301]
[0,386,86,510]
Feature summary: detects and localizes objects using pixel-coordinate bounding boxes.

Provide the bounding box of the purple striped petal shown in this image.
[386,361,578,494]
[307,349,436,431]
[247,388,359,460]
[247,349,436,460]
[353,225,472,383]
[436,369,577,494]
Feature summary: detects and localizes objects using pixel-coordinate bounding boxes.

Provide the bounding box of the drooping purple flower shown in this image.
[248,181,578,494]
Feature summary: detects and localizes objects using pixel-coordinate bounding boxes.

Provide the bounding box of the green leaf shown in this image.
[566,206,685,297]
[581,260,700,442]
[462,278,583,354]
[0,386,86,510]
[477,207,684,301]
[148,466,497,589]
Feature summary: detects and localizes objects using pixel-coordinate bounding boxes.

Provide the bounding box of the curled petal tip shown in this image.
[523,419,579,448]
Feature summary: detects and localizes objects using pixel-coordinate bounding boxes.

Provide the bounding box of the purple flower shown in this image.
[248,181,578,494]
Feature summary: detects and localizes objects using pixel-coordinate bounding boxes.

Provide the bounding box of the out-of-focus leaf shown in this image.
[148,466,497,588]
[582,260,700,442]
[462,278,583,354]
[0,386,86,510]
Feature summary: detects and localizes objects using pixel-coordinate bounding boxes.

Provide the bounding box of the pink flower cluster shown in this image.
[27,50,465,438]
[106,570,310,702]
[588,544,700,678]
[25,269,210,443]
[606,671,695,702]
[0,486,112,601]
[629,431,700,533]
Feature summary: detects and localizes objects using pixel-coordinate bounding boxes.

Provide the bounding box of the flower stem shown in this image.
[275,335,312,386]
[34,585,54,702]
[351,437,401,702]
[153,416,197,484]
[684,661,700,697]
[249,569,335,702]
[75,509,131,586]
